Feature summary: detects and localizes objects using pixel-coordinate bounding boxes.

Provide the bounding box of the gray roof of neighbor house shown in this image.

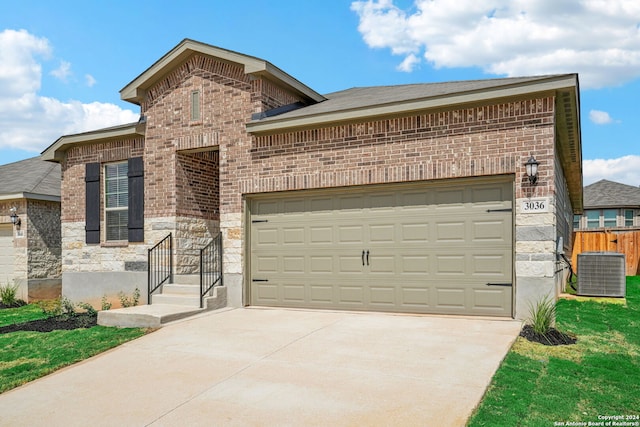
[584,179,640,208]
[0,157,61,201]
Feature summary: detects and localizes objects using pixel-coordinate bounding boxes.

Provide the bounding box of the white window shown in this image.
[573,214,581,229]
[104,162,128,241]
[586,210,599,229]
[625,210,634,227]
[603,209,617,228]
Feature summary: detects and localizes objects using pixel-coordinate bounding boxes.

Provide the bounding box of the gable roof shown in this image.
[120,39,325,105]
[584,179,640,208]
[248,74,574,131]
[41,122,143,162]
[0,157,61,201]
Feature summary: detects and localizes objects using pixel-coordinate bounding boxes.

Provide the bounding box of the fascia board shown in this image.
[0,193,59,202]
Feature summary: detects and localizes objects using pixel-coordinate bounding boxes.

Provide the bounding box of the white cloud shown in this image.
[397,53,420,72]
[583,155,640,186]
[0,29,138,153]
[50,60,72,82]
[85,74,97,87]
[589,110,617,125]
[351,0,640,88]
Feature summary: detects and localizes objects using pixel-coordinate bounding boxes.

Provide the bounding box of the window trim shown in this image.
[104,161,129,242]
[603,209,617,228]
[625,209,634,227]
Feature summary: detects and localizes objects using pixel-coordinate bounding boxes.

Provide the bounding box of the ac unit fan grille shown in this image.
[577,252,626,297]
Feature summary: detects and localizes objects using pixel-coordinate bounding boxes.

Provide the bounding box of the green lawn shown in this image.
[468,276,640,426]
[0,306,148,394]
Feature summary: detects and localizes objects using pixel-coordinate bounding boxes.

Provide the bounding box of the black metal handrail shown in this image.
[148,233,172,304]
[200,232,223,308]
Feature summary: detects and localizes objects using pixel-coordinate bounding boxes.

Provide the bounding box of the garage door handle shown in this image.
[362,250,365,266]
[366,250,370,266]
[252,279,269,282]
[486,282,512,287]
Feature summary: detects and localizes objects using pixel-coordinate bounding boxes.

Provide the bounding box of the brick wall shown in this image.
[61,138,144,222]
[223,96,556,214]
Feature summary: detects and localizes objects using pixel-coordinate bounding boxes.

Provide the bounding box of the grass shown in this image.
[0,305,148,394]
[468,276,640,426]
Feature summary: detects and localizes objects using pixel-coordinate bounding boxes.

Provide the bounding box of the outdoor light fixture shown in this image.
[9,207,20,227]
[524,155,539,185]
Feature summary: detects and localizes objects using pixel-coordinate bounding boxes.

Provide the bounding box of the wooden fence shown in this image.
[572,229,640,276]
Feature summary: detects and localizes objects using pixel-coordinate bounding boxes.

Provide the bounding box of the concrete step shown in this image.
[97,286,228,328]
[151,293,200,307]
[162,284,200,295]
[172,274,200,285]
[98,304,204,328]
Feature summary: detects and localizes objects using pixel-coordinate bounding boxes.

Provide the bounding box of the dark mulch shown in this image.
[0,314,97,334]
[0,301,27,309]
[520,324,577,346]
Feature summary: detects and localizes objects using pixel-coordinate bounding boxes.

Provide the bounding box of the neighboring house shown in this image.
[41,39,583,319]
[574,179,640,230]
[0,157,62,301]
[572,179,640,276]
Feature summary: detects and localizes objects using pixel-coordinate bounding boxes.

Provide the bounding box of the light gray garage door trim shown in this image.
[246,176,514,317]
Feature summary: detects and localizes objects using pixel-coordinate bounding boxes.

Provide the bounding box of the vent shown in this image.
[577,252,626,297]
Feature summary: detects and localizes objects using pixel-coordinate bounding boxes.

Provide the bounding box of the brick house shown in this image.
[0,157,62,302]
[42,39,582,318]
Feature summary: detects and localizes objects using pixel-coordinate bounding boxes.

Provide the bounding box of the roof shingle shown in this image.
[584,179,640,208]
[0,157,61,198]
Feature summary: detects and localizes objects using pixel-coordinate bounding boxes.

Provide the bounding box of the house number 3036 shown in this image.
[521,198,549,213]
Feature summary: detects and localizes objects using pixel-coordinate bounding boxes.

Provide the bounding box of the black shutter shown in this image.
[128,157,144,242]
[85,162,101,244]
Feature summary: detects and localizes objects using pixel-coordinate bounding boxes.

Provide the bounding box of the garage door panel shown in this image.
[310,226,333,244]
[282,284,305,303]
[250,179,513,316]
[472,219,510,241]
[435,221,466,242]
[282,227,305,245]
[435,287,466,308]
[401,287,430,307]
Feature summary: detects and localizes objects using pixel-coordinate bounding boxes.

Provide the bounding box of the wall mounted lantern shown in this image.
[9,207,20,227]
[524,155,539,185]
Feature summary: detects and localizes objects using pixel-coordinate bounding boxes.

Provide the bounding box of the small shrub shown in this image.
[101,296,112,311]
[118,288,141,308]
[60,297,77,317]
[0,282,19,306]
[76,302,97,317]
[527,295,556,336]
[37,298,62,316]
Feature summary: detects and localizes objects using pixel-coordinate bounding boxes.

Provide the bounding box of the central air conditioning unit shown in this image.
[577,252,626,297]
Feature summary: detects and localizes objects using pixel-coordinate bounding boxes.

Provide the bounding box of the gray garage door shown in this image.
[249,178,513,317]
[0,225,15,285]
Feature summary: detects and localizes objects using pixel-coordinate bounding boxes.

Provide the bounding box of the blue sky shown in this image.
[1,0,639,185]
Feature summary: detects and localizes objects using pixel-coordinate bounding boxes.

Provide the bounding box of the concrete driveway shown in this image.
[0,308,520,426]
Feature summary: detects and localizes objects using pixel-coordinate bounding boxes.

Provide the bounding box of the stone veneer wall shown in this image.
[0,199,61,301]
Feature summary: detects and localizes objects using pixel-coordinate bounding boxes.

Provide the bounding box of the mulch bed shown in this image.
[0,314,97,334]
[0,301,27,309]
[520,324,577,346]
